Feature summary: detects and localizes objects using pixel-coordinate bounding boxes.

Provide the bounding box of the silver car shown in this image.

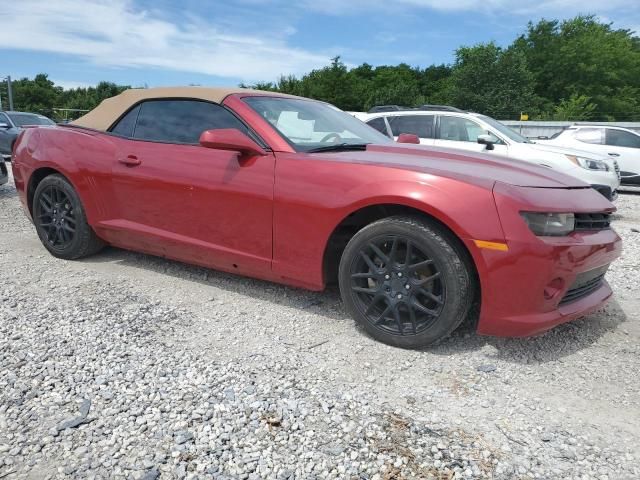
[0,111,55,160]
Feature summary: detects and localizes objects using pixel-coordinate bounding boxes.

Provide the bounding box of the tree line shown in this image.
[2,15,639,122]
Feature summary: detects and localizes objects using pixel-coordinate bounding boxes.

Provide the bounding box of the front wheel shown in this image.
[339,216,475,349]
[33,174,104,259]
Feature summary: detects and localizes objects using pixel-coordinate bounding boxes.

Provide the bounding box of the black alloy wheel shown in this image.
[349,235,445,336]
[339,216,475,349]
[33,174,104,259]
[36,185,77,250]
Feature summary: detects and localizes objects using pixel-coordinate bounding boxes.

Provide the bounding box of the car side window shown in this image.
[0,113,9,124]
[366,117,389,137]
[131,100,249,144]
[438,116,499,143]
[605,129,640,148]
[110,105,140,137]
[388,115,434,138]
[574,128,604,144]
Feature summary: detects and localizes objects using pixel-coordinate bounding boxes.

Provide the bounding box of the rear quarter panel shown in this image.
[13,126,118,224]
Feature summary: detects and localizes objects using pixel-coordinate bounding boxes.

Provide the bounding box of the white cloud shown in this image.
[0,0,329,82]
[301,0,636,15]
[51,80,93,90]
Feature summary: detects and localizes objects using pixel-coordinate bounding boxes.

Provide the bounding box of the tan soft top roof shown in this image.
[71,86,285,131]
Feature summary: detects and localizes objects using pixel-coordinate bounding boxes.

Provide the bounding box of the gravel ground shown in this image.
[1,167,639,480]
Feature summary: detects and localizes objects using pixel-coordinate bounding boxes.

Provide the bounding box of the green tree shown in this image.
[513,15,640,120]
[544,94,597,120]
[449,42,538,119]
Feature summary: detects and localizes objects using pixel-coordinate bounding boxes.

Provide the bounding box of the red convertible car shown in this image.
[12,87,621,348]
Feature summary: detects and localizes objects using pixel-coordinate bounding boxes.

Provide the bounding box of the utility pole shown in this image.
[6,76,14,111]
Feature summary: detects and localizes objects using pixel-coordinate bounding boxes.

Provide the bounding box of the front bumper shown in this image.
[473,183,622,337]
[591,184,617,201]
[620,172,640,186]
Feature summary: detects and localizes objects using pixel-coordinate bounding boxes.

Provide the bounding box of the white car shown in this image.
[355,107,621,200]
[537,125,640,186]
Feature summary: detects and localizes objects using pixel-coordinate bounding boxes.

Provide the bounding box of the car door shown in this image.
[433,115,507,155]
[603,128,640,181]
[387,115,435,145]
[103,99,275,277]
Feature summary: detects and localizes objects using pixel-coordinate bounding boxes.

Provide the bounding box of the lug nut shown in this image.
[405,284,410,290]
[398,272,403,277]
[384,274,390,280]
[397,294,403,299]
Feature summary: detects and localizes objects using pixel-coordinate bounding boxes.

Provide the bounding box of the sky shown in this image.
[0,0,638,90]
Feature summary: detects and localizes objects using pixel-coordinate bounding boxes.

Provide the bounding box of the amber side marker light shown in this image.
[473,240,509,251]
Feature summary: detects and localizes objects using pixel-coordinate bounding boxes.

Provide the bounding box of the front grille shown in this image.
[559,266,608,306]
[574,213,611,231]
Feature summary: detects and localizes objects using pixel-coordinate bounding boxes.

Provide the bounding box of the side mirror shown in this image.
[199,129,267,158]
[397,133,420,144]
[477,134,496,151]
[0,123,9,129]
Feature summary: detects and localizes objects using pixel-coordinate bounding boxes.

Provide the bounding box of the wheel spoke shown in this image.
[365,295,385,315]
[359,251,380,273]
[418,287,444,305]
[351,286,377,295]
[415,272,441,286]
[59,227,68,243]
[374,303,392,325]
[62,213,76,225]
[404,240,412,266]
[392,305,404,335]
[41,191,53,208]
[408,304,418,335]
[408,259,434,272]
[351,271,375,279]
[411,298,438,317]
[39,198,52,213]
[48,225,59,244]
[368,242,389,265]
[62,223,75,233]
[388,237,398,263]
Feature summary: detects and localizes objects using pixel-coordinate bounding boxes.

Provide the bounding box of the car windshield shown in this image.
[475,114,531,144]
[7,113,55,127]
[243,96,392,152]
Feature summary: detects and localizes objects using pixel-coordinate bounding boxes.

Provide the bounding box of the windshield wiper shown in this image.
[306,143,369,153]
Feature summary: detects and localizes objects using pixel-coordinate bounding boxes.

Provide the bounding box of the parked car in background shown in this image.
[355,106,621,200]
[0,111,56,160]
[0,158,7,185]
[537,125,640,186]
[12,87,621,349]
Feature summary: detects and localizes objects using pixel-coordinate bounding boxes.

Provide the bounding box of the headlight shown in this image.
[521,212,575,236]
[566,154,609,171]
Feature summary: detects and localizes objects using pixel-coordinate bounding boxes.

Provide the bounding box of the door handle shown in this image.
[608,152,620,157]
[119,155,141,167]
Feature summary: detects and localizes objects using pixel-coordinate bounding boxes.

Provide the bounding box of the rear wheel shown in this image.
[33,174,104,259]
[339,215,475,349]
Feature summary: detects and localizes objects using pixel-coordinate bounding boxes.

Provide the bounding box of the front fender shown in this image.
[272,155,505,290]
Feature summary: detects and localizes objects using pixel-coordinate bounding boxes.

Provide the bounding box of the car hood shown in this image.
[526,141,608,160]
[319,144,589,189]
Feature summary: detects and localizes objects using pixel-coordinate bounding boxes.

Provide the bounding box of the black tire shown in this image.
[33,174,104,259]
[339,215,475,349]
